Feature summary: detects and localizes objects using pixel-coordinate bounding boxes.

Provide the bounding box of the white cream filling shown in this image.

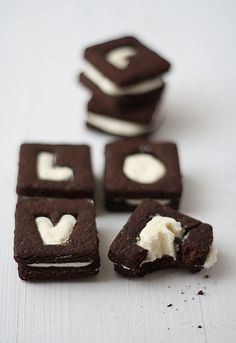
[137,216,183,263]
[28,261,93,268]
[37,152,73,181]
[123,153,166,184]
[36,215,76,245]
[87,111,151,137]
[125,198,171,206]
[106,46,137,69]
[84,62,163,96]
[203,247,218,269]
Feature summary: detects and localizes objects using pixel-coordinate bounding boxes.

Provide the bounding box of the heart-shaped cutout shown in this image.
[36,214,77,245]
[37,152,74,181]
[106,46,137,69]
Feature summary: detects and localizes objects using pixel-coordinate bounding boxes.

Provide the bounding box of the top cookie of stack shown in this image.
[80,36,171,137]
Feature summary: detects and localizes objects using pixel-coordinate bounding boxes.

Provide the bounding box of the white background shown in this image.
[0,0,236,342]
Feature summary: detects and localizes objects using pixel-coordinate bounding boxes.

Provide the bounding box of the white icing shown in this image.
[87,112,151,137]
[37,152,73,181]
[137,216,183,263]
[125,198,171,206]
[123,153,166,184]
[106,46,137,69]
[114,263,133,271]
[28,261,92,268]
[203,247,218,269]
[84,62,163,96]
[36,214,76,245]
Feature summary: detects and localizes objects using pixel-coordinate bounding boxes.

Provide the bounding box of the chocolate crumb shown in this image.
[167,304,173,307]
[197,290,204,295]
[198,325,202,329]
[204,274,209,278]
[181,291,185,294]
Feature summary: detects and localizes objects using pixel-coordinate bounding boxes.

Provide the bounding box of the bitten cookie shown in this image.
[108,199,217,277]
[17,143,94,199]
[14,198,100,281]
[104,139,182,211]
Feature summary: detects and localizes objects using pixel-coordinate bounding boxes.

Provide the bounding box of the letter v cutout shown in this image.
[36,214,77,245]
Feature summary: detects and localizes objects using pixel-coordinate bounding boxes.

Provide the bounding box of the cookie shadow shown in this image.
[94,175,106,217]
[180,173,204,214]
[159,98,206,138]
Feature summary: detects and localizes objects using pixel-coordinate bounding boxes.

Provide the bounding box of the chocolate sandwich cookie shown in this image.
[14,198,100,281]
[104,139,182,211]
[80,36,170,107]
[86,93,164,137]
[88,87,165,124]
[80,72,164,109]
[108,199,217,277]
[17,143,94,199]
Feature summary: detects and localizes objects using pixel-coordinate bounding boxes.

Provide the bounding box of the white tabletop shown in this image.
[0,1,236,342]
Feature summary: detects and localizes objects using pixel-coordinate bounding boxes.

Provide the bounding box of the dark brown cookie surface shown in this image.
[104,139,182,210]
[84,36,171,86]
[17,143,94,198]
[181,224,213,272]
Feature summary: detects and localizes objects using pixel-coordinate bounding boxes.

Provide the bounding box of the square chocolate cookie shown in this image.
[108,199,217,277]
[87,84,165,123]
[14,198,100,281]
[17,143,94,199]
[104,139,182,211]
[83,36,170,86]
[80,72,164,109]
[86,91,164,137]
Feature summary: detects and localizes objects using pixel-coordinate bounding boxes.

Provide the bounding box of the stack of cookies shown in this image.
[80,36,171,137]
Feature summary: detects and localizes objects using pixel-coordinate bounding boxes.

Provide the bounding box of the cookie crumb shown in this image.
[204,274,209,278]
[181,291,185,294]
[167,304,173,307]
[197,290,204,295]
[197,325,202,329]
